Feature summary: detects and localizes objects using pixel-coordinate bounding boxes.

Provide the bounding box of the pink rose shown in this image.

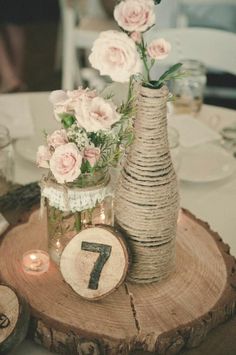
[75,96,121,132]
[49,143,82,183]
[84,147,101,167]
[47,129,68,149]
[36,145,51,168]
[50,88,98,121]
[147,38,171,60]
[89,30,142,82]
[130,31,142,44]
[114,0,155,33]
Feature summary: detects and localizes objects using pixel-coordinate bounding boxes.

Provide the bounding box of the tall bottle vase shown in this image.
[115,85,180,283]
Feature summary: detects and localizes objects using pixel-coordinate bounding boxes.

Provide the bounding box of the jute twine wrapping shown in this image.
[115,85,179,283]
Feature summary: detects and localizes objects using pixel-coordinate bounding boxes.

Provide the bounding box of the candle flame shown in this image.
[30,254,37,261]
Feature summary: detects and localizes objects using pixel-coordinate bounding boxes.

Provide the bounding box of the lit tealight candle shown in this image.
[22,250,50,275]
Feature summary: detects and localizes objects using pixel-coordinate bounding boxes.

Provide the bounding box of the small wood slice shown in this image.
[60,226,129,300]
[0,284,30,354]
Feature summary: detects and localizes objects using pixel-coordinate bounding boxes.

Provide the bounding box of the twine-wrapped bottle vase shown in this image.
[115,85,179,283]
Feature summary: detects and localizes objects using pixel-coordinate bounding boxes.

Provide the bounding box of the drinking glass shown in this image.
[0,125,14,195]
[170,59,207,114]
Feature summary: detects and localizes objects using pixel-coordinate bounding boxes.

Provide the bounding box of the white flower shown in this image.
[47,129,68,149]
[50,88,98,121]
[114,0,155,33]
[89,30,142,83]
[75,96,121,132]
[67,88,97,100]
[67,125,90,150]
[49,90,68,105]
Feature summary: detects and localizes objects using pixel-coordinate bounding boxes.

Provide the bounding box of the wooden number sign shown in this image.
[60,226,129,300]
[0,284,30,354]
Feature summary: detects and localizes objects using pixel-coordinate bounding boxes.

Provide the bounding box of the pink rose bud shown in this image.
[130,31,142,44]
[84,147,101,167]
[147,38,171,60]
[36,145,51,168]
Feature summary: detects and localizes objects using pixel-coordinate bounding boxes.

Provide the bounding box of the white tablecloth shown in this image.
[1,92,235,355]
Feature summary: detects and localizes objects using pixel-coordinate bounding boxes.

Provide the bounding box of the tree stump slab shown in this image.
[0,207,236,355]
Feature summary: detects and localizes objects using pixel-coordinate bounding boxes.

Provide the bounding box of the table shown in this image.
[1,92,235,355]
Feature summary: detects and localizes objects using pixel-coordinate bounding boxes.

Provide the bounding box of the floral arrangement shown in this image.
[36,0,182,187]
[36,88,133,186]
[89,0,182,88]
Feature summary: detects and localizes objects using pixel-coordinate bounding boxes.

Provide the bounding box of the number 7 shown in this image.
[81,242,112,290]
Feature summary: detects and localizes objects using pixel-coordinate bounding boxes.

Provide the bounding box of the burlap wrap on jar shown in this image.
[115,85,180,283]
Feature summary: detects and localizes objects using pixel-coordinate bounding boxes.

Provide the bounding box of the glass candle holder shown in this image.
[46,170,114,265]
[170,59,207,114]
[22,250,50,275]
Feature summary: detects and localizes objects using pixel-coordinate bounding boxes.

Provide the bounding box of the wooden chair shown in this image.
[146,27,236,102]
[59,0,117,90]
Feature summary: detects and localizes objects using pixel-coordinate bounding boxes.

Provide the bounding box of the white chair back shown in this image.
[176,0,236,31]
[59,0,117,90]
[147,27,236,75]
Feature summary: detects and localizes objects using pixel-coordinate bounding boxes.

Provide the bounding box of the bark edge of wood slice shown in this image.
[0,206,236,354]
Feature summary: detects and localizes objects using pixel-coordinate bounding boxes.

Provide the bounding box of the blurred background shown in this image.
[0,0,235,108]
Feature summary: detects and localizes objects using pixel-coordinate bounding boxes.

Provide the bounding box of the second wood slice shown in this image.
[60,226,129,300]
[0,284,29,354]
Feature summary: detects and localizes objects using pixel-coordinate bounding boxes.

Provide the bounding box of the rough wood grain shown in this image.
[0,207,236,354]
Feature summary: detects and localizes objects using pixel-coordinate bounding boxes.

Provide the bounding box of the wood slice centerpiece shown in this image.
[0,206,236,354]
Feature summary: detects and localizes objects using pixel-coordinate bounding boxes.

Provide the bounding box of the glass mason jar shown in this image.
[170,59,207,114]
[0,125,14,196]
[45,170,114,265]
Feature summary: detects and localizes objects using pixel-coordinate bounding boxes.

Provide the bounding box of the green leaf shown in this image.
[159,63,183,81]
[60,114,75,128]
[154,63,183,88]
[143,80,167,89]
[80,160,92,174]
